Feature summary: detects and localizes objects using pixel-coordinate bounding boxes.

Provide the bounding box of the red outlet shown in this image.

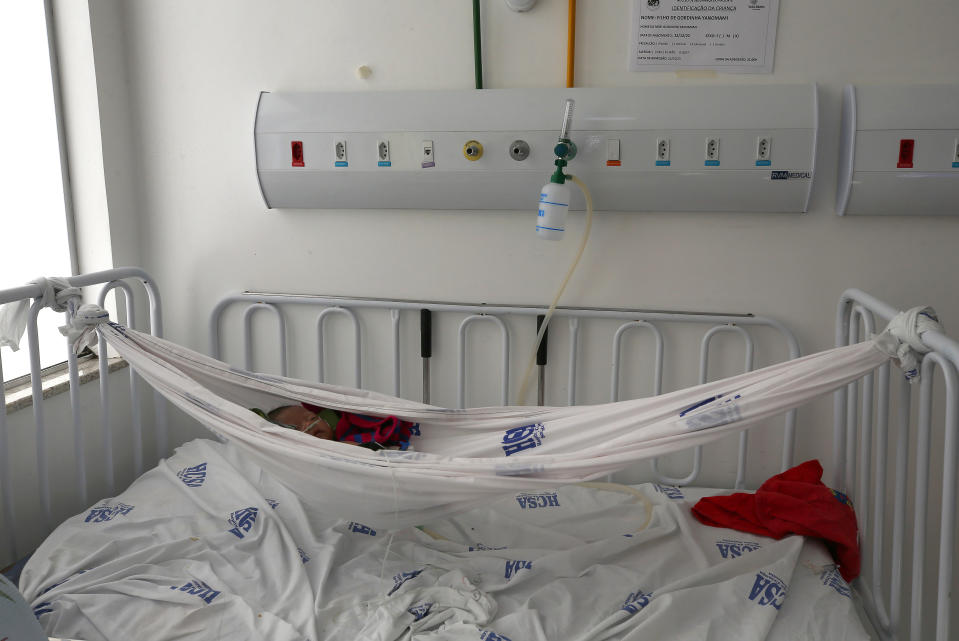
[897,139,914,169]
[291,140,305,167]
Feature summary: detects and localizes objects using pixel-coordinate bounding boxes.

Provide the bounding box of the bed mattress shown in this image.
[18,438,870,641]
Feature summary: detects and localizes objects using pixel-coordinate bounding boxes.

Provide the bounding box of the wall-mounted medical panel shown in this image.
[838,84,959,216]
[255,85,818,212]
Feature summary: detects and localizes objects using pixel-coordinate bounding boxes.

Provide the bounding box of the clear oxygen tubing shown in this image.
[566,0,576,88]
[517,174,593,405]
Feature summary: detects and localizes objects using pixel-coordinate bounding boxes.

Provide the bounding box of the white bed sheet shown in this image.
[19,438,871,641]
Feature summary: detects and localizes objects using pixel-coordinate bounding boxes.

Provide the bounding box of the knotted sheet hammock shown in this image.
[85,306,938,531]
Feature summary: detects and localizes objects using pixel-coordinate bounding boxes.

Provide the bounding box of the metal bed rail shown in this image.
[835,288,959,641]
[0,267,166,564]
[210,292,801,490]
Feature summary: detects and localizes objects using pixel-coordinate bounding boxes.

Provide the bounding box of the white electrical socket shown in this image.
[377,140,390,163]
[334,140,347,163]
[705,137,720,162]
[756,136,772,162]
[421,140,435,167]
[656,138,670,162]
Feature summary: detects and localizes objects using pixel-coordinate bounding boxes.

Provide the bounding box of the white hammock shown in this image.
[91,312,929,531]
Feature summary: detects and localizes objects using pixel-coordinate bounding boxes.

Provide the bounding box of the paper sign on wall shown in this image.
[629,0,779,74]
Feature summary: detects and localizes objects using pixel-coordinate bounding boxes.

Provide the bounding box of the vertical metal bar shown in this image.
[0,353,17,559]
[871,362,890,619]
[243,303,288,376]
[26,302,53,530]
[833,298,853,490]
[66,325,87,507]
[567,317,579,406]
[390,309,400,397]
[99,283,143,477]
[890,375,910,632]
[610,321,664,402]
[910,359,935,641]
[854,307,875,559]
[98,332,114,495]
[457,315,509,409]
[315,307,361,388]
[845,313,861,496]
[934,357,958,641]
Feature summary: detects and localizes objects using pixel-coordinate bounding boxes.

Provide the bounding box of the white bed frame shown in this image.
[1,267,957,641]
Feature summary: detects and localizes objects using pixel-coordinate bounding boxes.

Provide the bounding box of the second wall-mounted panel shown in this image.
[255,85,819,213]
[838,84,959,216]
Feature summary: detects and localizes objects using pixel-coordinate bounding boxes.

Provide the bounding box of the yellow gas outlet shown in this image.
[463,140,484,161]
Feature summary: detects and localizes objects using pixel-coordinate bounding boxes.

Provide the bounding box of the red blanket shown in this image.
[691,460,859,581]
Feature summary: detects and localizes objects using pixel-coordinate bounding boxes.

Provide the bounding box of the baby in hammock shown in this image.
[252,403,416,450]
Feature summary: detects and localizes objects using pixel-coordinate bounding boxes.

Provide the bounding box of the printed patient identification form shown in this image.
[629,0,780,73]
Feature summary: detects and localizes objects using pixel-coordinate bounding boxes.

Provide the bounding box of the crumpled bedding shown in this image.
[19,438,871,641]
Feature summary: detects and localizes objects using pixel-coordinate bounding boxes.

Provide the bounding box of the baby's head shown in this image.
[268,405,334,439]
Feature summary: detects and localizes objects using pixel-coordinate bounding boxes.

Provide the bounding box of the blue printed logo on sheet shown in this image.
[297,547,310,564]
[33,601,54,619]
[176,462,208,488]
[621,589,653,614]
[347,522,377,536]
[504,560,533,581]
[469,543,507,552]
[266,498,279,510]
[501,423,546,456]
[480,631,513,641]
[408,601,433,621]
[653,484,684,500]
[716,539,762,559]
[389,569,424,596]
[38,570,86,596]
[820,566,851,598]
[516,491,560,509]
[227,507,258,539]
[85,502,135,523]
[748,571,788,609]
[169,579,221,604]
[679,393,742,431]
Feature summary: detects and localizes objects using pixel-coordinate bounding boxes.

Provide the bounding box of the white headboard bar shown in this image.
[210,292,801,488]
[835,288,959,641]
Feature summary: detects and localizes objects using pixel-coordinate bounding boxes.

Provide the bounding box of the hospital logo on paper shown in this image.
[504,559,533,581]
[621,589,653,614]
[226,507,258,539]
[169,579,221,604]
[716,539,762,559]
[176,462,208,488]
[85,502,135,523]
[501,423,546,456]
[515,491,560,509]
[748,571,787,609]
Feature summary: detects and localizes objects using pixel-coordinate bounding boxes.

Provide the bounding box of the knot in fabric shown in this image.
[30,276,81,313]
[874,306,942,383]
[60,304,110,353]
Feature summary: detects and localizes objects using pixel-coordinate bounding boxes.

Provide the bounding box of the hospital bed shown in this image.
[0,267,956,640]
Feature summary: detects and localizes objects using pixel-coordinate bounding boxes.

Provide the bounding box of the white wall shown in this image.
[94,0,959,440]
[69,1,959,634]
